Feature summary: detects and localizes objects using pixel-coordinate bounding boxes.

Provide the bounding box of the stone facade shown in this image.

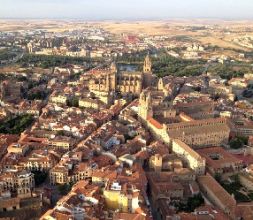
[166,118,230,148]
[86,55,154,97]
[138,88,230,148]
[0,171,35,199]
[172,139,206,175]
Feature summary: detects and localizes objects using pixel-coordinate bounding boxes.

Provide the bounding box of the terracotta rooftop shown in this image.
[197,147,243,169]
[147,117,163,129]
[197,174,236,213]
[173,139,204,161]
[113,212,146,220]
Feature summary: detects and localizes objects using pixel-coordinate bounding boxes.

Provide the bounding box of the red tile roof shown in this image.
[147,117,163,129]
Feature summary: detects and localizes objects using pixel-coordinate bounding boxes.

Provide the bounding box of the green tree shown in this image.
[0,114,34,134]
[230,136,248,149]
[32,170,48,186]
[175,193,204,212]
[67,97,79,107]
[214,173,222,183]
[187,194,204,212]
[58,183,74,195]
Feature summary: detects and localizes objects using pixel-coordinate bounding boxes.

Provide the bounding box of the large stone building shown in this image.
[197,147,243,176]
[85,55,154,97]
[0,170,35,199]
[172,139,206,175]
[174,100,215,119]
[138,89,231,148]
[166,118,231,148]
[138,89,177,121]
[0,80,22,103]
[50,163,92,185]
[198,174,237,220]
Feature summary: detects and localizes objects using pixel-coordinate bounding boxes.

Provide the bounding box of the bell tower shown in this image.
[105,73,110,92]
[110,62,117,91]
[110,62,117,73]
[143,54,153,88]
[138,91,153,120]
[143,54,152,73]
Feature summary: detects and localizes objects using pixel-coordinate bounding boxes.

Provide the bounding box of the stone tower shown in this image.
[153,154,162,172]
[110,62,117,91]
[110,62,117,73]
[143,55,153,88]
[143,54,152,73]
[27,42,34,53]
[158,78,164,91]
[138,91,153,120]
[105,73,110,92]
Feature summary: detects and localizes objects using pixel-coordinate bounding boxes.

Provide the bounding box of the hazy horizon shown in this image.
[1,0,253,20]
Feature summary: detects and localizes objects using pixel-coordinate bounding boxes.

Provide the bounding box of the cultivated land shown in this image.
[1,19,253,51]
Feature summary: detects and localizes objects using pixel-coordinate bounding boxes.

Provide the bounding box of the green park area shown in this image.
[0,114,34,134]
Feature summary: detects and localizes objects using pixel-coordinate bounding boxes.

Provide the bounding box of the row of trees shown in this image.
[18,54,101,68]
[0,73,27,82]
[152,54,206,77]
[207,63,248,80]
[0,49,16,61]
[117,49,252,79]
[18,50,252,80]
[116,49,206,77]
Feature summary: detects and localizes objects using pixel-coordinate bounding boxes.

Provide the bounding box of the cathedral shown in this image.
[86,55,155,97]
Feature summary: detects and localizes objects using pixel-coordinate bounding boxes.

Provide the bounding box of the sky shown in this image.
[1,0,253,20]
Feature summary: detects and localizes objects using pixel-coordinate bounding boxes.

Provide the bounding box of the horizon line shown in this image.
[1,16,253,22]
